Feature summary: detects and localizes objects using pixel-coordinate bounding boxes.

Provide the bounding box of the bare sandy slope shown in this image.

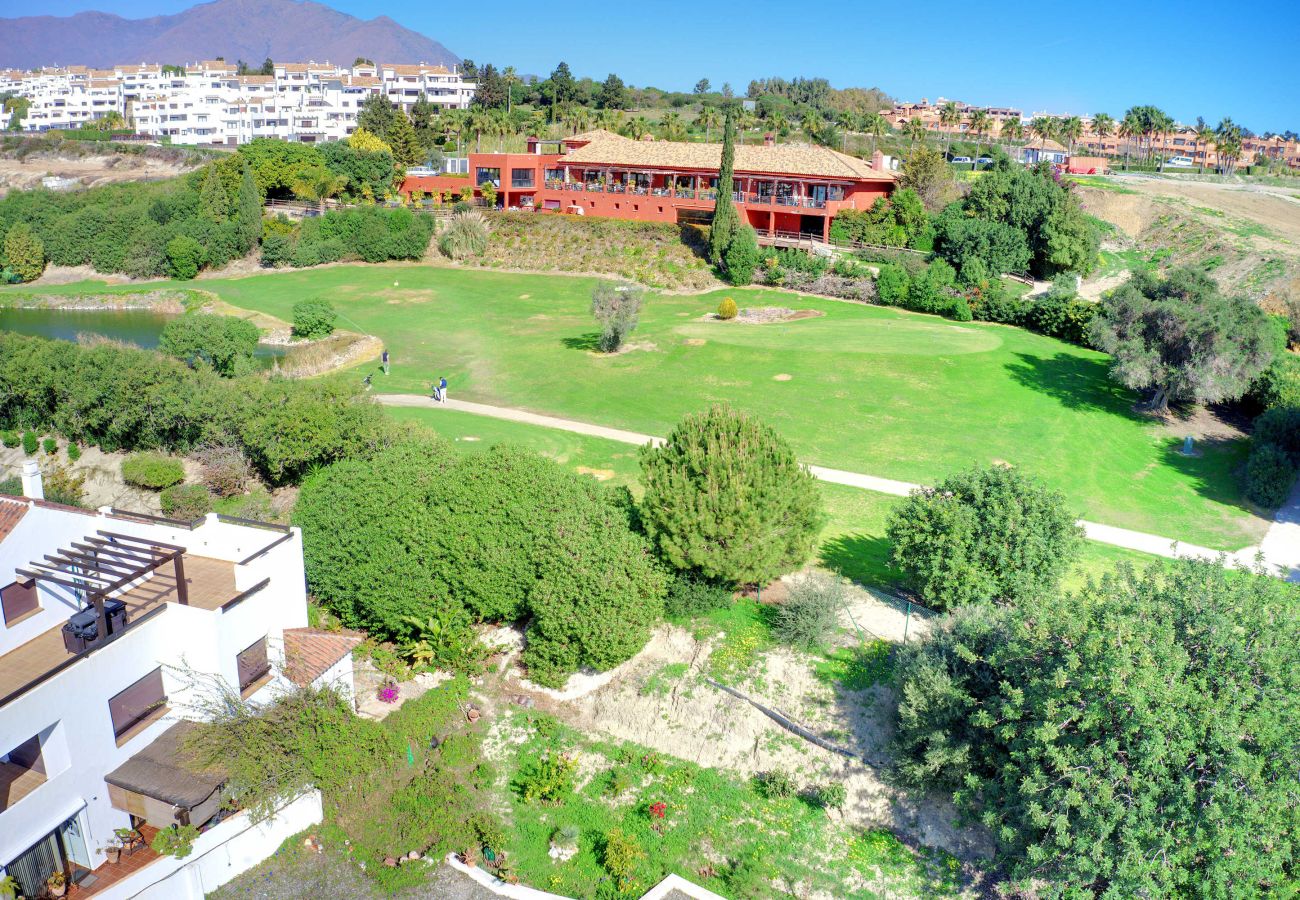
[0,152,197,197]
[1118,175,1300,247]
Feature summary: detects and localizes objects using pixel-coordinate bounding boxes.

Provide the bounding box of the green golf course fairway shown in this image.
[11,263,1266,550]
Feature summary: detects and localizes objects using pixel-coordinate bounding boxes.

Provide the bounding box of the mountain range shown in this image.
[0,0,460,70]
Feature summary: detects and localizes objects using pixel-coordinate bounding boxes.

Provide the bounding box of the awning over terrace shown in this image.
[105,722,226,828]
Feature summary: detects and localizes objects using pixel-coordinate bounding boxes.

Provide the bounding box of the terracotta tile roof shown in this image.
[0,497,29,545]
[283,627,361,687]
[559,131,895,182]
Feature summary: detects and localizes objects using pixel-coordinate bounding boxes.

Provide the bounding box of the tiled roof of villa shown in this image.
[283,627,362,687]
[559,131,894,181]
[0,496,28,544]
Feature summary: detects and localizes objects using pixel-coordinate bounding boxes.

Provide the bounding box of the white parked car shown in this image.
[1165,155,1195,167]
[976,157,993,164]
[951,156,973,163]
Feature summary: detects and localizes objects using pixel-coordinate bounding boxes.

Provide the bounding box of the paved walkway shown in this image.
[378,394,1296,577]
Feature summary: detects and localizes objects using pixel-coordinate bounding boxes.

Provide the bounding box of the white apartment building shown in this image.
[0,463,358,899]
[0,59,476,145]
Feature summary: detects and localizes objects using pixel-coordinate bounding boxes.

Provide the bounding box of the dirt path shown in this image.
[377,394,1287,571]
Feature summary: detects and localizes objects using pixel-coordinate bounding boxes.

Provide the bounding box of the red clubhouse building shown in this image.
[400,129,896,242]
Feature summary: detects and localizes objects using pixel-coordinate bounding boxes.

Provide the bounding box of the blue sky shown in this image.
[27,0,1300,134]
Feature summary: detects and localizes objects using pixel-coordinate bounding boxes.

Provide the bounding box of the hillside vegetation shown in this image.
[452,212,719,290]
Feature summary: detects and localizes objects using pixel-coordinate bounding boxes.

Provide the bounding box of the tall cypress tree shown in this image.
[387,112,423,169]
[236,163,263,251]
[199,165,230,224]
[709,109,741,265]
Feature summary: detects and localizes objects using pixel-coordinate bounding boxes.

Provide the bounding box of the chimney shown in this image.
[871,150,884,170]
[21,459,43,500]
[763,132,775,148]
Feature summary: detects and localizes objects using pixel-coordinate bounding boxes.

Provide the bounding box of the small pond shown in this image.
[0,307,287,366]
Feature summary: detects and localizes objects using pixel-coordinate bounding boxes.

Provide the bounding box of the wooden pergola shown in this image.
[16,531,188,644]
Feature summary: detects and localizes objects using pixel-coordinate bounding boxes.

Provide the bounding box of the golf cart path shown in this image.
[378,394,1297,578]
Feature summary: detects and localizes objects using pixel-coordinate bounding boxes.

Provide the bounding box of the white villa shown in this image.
[0,461,357,899]
[0,59,476,145]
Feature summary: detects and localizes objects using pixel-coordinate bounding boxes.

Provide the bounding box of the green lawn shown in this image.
[11,264,1264,550]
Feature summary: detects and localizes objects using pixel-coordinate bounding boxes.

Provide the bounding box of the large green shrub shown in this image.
[874,264,910,305]
[159,313,260,376]
[291,299,337,340]
[165,235,204,280]
[639,405,823,586]
[663,572,734,619]
[524,504,666,686]
[3,222,45,282]
[160,483,212,519]
[121,452,185,489]
[892,559,1300,896]
[1247,353,1300,412]
[1245,442,1295,508]
[1252,406,1300,461]
[885,465,1083,609]
[295,440,665,684]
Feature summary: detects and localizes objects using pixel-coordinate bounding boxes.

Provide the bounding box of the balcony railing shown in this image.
[608,184,626,193]
[511,180,535,189]
[544,180,564,190]
[674,189,696,199]
[565,183,583,192]
[585,183,602,192]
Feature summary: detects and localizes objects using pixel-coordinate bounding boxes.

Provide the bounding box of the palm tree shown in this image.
[1194,117,1215,173]
[697,105,721,142]
[1091,113,1114,156]
[861,111,887,156]
[467,108,490,152]
[903,116,926,154]
[442,108,468,155]
[660,111,686,142]
[836,110,857,151]
[1001,118,1024,156]
[737,109,758,145]
[565,104,593,136]
[1032,118,1056,160]
[968,109,990,159]
[621,115,651,140]
[1215,117,1242,175]
[768,112,789,142]
[1118,111,1139,168]
[292,167,348,214]
[502,66,519,115]
[800,110,824,144]
[1060,115,1083,158]
[939,100,961,156]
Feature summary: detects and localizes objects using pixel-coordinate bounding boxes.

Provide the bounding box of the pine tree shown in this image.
[708,109,742,265]
[357,93,399,141]
[199,165,230,223]
[639,405,823,586]
[236,163,262,251]
[386,112,423,169]
[410,93,438,149]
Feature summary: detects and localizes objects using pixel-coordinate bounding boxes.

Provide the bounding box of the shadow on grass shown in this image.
[561,333,602,351]
[820,533,899,590]
[1159,434,1257,519]
[1003,351,1142,416]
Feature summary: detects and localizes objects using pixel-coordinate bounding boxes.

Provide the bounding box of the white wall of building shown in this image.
[104,791,323,900]
[2,60,476,145]
[0,504,311,883]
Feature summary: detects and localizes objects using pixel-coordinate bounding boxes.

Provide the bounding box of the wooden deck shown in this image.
[0,556,238,705]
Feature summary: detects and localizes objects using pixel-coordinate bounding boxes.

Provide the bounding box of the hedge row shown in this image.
[0,332,388,485]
